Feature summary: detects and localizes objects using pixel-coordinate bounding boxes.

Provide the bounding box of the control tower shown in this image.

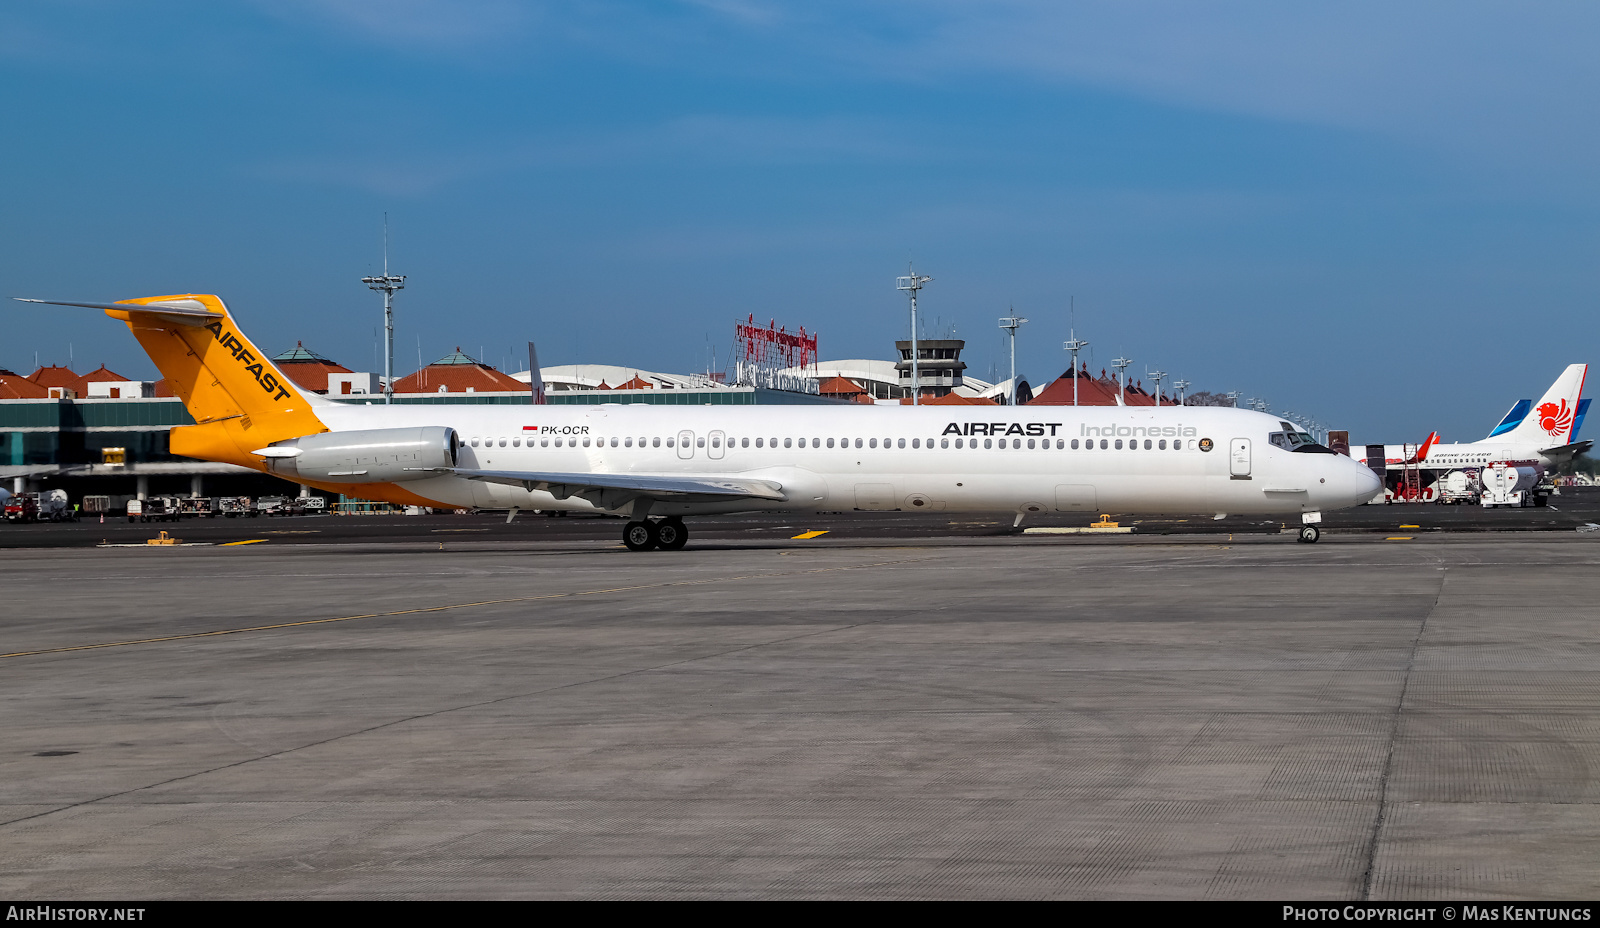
[894,339,967,399]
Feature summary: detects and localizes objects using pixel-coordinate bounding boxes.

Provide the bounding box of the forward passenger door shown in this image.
[1230,438,1251,478]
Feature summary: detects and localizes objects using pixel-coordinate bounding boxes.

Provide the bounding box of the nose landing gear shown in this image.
[622,517,690,552]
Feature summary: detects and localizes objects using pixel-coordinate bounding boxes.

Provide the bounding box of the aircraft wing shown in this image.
[427,467,788,504]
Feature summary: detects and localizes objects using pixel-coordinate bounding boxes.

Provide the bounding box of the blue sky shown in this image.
[3,1,1598,440]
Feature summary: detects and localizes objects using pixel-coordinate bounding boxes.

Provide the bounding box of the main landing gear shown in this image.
[622,517,689,552]
[1298,524,1321,544]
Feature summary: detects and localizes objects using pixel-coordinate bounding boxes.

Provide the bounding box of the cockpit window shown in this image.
[1268,429,1334,453]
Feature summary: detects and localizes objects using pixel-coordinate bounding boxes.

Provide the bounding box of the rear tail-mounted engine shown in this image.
[255,426,457,483]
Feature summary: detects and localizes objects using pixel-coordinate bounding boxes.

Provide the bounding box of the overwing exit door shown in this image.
[1230,438,1251,478]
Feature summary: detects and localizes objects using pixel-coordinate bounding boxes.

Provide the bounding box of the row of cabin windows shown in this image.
[467,435,1192,451]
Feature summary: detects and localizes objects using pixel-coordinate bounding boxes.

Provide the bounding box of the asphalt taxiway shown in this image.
[3,511,1600,898]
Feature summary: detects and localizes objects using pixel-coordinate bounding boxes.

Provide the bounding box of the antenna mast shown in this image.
[1111,356,1133,405]
[362,214,406,405]
[998,311,1027,406]
[896,266,932,406]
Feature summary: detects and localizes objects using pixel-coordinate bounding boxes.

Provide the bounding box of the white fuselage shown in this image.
[1353,441,1550,471]
[313,401,1381,517]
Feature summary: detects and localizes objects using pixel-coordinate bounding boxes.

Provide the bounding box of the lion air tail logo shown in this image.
[1538,398,1575,439]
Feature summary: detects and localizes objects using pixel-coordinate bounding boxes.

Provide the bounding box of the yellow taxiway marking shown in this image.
[0,555,926,661]
[1399,524,1421,529]
[218,539,267,547]
[791,530,830,539]
[1386,536,1415,541]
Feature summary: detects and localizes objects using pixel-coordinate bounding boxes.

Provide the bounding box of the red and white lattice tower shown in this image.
[733,314,819,393]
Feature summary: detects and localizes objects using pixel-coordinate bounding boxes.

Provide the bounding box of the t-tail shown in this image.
[13,294,328,468]
[1493,364,1587,448]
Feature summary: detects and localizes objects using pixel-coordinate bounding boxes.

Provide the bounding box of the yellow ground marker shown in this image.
[218,539,267,546]
[792,530,829,539]
[1385,536,1414,541]
[1399,524,1421,529]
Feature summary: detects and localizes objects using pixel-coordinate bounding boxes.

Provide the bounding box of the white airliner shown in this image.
[1352,364,1590,473]
[18,294,1382,546]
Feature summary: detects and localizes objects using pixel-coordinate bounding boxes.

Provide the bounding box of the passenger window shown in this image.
[697,437,705,448]
[1158,439,1166,450]
[712,436,721,448]
[784,438,792,448]
[582,438,591,447]
[1056,439,1064,449]
[1027,439,1035,449]
[471,438,480,447]
[898,438,906,449]
[955,438,964,449]
[541,438,548,447]
[1114,439,1122,450]
[498,438,507,447]
[984,439,992,449]
[666,437,674,448]
[812,438,820,448]
[741,437,749,448]
[1173,440,1182,450]
[652,437,660,447]
[512,437,521,447]
[756,438,764,448]
[827,438,835,448]
[1100,439,1108,449]
[869,438,877,449]
[1013,439,1021,449]
[910,438,918,449]
[1071,439,1079,449]
[1144,439,1151,450]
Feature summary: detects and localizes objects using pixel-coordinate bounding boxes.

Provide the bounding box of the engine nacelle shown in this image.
[256,426,457,484]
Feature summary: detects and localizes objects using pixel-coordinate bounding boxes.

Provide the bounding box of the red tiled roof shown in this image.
[0,370,49,399]
[901,391,997,405]
[1026,366,1123,406]
[78,364,130,385]
[817,376,866,396]
[27,365,80,391]
[616,376,653,390]
[152,378,176,398]
[391,349,526,394]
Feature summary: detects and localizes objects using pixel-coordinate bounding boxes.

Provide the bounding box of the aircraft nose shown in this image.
[1342,457,1383,505]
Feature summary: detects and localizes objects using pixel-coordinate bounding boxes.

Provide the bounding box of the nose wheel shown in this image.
[622,517,690,551]
[1298,524,1321,544]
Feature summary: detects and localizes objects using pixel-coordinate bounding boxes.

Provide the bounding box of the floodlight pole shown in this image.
[361,217,405,404]
[1226,391,1242,408]
[1063,330,1088,407]
[1148,369,1167,406]
[896,267,932,405]
[1111,356,1133,404]
[1172,379,1190,406]
[998,312,1028,405]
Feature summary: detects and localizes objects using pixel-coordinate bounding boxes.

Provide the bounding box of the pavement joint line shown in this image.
[0,617,872,833]
[0,554,934,661]
[1357,565,1447,901]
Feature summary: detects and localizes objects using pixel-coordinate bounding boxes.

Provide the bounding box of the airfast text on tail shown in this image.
[16,294,327,469]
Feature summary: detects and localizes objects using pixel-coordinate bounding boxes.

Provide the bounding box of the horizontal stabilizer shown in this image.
[14,297,221,327]
[426,467,787,503]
